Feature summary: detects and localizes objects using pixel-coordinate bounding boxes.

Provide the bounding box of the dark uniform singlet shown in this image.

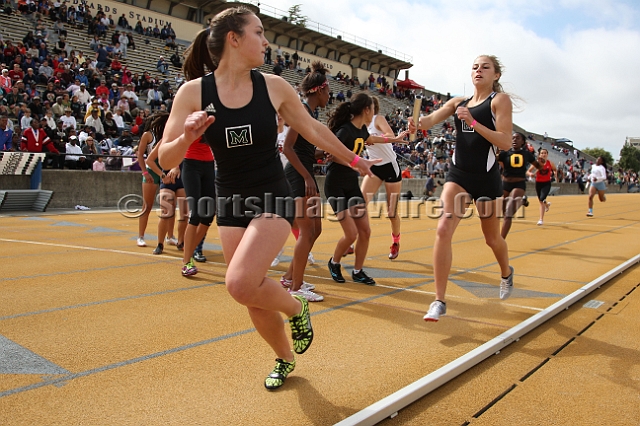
[284,103,319,197]
[201,70,294,227]
[324,122,369,213]
[498,148,536,192]
[447,92,502,200]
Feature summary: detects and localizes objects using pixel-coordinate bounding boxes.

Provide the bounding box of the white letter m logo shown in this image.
[225,125,253,148]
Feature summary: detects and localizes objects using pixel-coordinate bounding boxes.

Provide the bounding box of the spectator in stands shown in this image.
[122,82,138,101]
[85,108,104,135]
[60,107,76,130]
[0,69,11,91]
[8,63,23,83]
[103,111,118,139]
[170,51,183,69]
[38,60,53,82]
[64,135,86,169]
[20,108,32,130]
[93,155,106,171]
[117,14,130,30]
[43,109,56,130]
[147,84,163,111]
[273,61,283,76]
[118,32,129,58]
[0,115,13,151]
[106,147,122,170]
[156,56,169,75]
[113,108,126,133]
[134,21,144,34]
[28,96,44,119]
[23,67,37,90]
[95,44,108,69]
[75,82,91,105]
[401,165,414,179]
[165,36,177,51]
[336,90,345,102]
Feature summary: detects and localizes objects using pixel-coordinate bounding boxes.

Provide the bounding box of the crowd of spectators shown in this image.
[0,1,182,171]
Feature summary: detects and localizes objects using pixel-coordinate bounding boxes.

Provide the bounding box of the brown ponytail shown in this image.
[182,29,217,81]
[182,7,254,82]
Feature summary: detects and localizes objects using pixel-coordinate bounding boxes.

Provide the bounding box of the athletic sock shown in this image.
[331,258,339,265]
[353,269,360,274]
[392,233,400,244]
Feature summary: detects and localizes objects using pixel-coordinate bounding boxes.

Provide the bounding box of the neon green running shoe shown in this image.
[264,357,296,390]
[289,295,313,354]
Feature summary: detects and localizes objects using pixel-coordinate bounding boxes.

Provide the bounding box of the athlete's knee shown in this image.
[225,273,257,305]
[435,220,455,241]
[343,229,359,243]
[484,233,503,249]
[357,224,371,241]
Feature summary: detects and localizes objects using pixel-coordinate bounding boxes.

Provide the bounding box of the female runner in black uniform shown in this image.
[280,61,330,302]
[497,132,541,239]
[158,7,379,390]
[410,55,515,322]
[325,93,407,285]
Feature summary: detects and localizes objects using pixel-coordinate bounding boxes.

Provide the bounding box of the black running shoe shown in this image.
[193,250,207,262]
[352,269,376,285]
[152,243,163,255]
[522,195,529,207]
[328,258,345,283]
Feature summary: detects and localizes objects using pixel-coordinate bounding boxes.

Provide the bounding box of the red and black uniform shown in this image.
[181,136,216,227]
[535,159,553,201]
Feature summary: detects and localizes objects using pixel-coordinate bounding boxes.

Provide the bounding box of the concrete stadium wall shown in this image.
[0,171,633,210]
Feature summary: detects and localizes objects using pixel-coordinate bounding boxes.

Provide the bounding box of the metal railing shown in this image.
[251,1,413,64]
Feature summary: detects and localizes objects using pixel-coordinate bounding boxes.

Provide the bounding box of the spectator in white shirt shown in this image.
[21,109,33,130]
[60,108,77,130]
[113,108,126,133]
[85,109,105,135]
[74,83,91,105]
[65,135,86,169]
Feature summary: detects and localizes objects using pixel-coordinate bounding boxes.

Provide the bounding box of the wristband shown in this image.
[470,119,477,128]
[349,156,360,167]
[383,136,389,143]
[142,171,150,176]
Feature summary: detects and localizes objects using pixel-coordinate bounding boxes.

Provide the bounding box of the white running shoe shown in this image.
[307,252,315,265]
[271,248,284,267]
[280,276,315,291]
[289,289,324,302]
[136,237,146,247]
[165,236,178,246]
[537,220,543,226]
[423,300,447,322]
[545,202,551,212]
[500,266,515,300]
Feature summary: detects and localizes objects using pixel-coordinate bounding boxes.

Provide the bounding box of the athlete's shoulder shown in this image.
[492,92,512,105]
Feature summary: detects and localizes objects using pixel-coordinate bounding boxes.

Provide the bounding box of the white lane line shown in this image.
[0,238,229,266]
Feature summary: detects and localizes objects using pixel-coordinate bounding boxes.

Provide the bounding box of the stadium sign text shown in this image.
[71,0,174,27]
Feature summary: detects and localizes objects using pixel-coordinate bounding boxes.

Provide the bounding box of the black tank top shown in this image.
[201,70,282,190]
[453,92,498,173]
[291,103,316,169]
[498,148,536,178]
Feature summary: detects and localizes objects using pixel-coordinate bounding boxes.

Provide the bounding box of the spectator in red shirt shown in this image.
[21,120,59,154]
[8,64,24,82]
[401,165,414,179]
[95,80,110,98]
